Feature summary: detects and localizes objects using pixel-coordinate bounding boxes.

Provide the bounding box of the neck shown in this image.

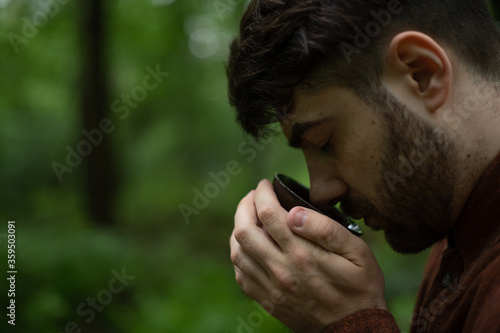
[448,81,500,221]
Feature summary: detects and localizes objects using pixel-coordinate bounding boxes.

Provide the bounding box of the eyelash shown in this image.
[320,140,331,153]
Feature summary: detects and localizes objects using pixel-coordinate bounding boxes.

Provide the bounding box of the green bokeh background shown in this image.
[0,1,498,332]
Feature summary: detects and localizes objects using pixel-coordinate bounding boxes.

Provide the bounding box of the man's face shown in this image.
[282,86,459,254]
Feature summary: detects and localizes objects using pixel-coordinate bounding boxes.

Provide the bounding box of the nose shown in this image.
[308,164,349,209]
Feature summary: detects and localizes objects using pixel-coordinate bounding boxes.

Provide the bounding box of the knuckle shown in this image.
[273,269,298,291]
[316,220,337,243]
[352,243,370,258]
[236,197,248,212]
[292,252,317,273]
[230,250,241,267]
[233,226,249,245]
[257,204,275,223]
[270,289,286,304]
[236,197,245,210]
[347,239,370,258]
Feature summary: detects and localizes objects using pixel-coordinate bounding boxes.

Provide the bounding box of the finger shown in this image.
[234,188,282,269]
[286,207,370,266]
[230,233,269,284]
[254,179,295,250]
[235,190,257,225]
[233,265,269,302]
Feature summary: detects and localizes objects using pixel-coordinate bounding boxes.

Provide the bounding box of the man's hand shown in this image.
[229,179,387,333]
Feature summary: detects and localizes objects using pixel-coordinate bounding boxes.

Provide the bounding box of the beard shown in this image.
[340,89,459,254]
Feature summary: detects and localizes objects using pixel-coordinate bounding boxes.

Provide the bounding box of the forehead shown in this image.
[281,86,356,137]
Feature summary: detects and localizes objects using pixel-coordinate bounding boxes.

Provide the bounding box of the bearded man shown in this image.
[227,0,500,332]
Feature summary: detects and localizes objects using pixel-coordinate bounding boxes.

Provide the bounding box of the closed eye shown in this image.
[320,140,331,154]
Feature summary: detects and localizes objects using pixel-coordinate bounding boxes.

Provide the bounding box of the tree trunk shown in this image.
[80,0,116,225]
[491,0,500,21]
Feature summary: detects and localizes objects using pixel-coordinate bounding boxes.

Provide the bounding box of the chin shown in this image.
[365,205,455,254]
[383,226,449,255]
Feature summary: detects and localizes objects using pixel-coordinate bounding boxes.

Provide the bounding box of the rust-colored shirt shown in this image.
[325,153,500,333]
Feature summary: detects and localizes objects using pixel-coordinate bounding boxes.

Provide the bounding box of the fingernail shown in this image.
[294,210,307,228]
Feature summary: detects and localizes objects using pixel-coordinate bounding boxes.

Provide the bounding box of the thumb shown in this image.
[287,206,368,262]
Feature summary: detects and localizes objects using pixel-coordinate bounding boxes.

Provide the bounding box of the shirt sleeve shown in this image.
[323,309,400,333]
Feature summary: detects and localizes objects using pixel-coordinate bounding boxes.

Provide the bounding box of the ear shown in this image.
[384,31,452,113]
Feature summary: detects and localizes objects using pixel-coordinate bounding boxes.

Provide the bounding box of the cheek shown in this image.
[338,127,385,193]
[341,143,378,183]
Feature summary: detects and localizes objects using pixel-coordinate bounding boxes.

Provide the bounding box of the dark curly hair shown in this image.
[227,0,500,139]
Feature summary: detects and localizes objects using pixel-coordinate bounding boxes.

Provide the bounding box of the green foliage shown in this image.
[4,225,287,333]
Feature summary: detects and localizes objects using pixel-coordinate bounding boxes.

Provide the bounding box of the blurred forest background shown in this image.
[0,1,498,332]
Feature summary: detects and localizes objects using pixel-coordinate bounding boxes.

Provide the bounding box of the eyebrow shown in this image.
[288,117,334,148]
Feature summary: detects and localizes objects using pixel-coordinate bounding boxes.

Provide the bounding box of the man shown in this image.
[227,0,500,332]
